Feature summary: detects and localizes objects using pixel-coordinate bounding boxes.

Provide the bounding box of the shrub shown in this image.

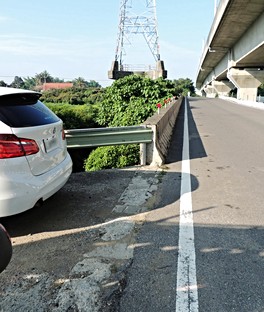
[40,87,104,105]
[84,75,177,171]
[84,144,140,171]
[46,103,99,129]
[96,75,177,127]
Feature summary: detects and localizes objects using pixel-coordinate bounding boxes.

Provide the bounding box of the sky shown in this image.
[0,1,217,87]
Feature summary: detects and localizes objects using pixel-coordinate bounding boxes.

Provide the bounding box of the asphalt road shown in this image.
[119,97,264,312]
[1,97,264,311]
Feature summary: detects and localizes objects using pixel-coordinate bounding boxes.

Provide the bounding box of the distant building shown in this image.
[40,82,73,91]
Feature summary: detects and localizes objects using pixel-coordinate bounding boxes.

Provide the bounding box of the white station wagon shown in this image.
[0,87,72,217]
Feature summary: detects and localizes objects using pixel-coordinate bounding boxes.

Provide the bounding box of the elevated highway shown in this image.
[196,0,264,101]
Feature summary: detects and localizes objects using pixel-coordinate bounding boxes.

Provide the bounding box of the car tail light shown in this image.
[0,134,39,159]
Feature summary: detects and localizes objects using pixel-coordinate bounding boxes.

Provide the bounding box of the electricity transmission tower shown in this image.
[108,0,167,80]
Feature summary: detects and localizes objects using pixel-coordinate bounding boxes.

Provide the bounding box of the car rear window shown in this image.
[0,94,60,127]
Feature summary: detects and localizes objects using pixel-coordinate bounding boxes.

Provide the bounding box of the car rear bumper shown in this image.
[0,153,72,217]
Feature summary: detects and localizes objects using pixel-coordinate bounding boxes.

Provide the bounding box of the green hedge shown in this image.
[40,87,104,105]
[46,103,99,129]
[84,144,140,171]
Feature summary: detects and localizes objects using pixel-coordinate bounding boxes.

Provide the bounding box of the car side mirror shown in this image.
[0,224,12,273]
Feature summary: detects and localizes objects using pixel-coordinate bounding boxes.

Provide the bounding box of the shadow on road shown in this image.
[166,97,207,164]
[118,215,264,312]
[1,169,198,237]
[1,97,263,311]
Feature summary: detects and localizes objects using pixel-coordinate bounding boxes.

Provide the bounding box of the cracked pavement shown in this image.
[0,166,163,311]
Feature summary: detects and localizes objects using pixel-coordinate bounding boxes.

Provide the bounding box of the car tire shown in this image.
[0,224,12,273]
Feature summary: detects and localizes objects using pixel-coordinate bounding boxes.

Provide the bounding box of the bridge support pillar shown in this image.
[228,68,264,101]
[204,85,217,98]
[212,80,234,96]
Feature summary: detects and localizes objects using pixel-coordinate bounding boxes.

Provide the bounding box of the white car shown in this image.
[0,87,72,217]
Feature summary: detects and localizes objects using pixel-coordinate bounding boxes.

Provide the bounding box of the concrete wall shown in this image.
[142,97,183,166]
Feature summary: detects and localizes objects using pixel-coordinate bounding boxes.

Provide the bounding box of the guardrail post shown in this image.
[140,143,147,165]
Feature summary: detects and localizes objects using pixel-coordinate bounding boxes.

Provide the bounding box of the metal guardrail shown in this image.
[65,126,153,149]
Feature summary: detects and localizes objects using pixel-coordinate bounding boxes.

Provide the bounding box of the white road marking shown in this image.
[176,97,199,312]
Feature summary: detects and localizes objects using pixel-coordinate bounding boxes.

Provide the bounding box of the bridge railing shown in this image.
[121,64,156,71]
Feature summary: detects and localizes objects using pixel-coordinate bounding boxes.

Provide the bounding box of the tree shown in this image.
[23,76,37,90]
[73,77,87,88]
[0,80,7,87]
[10,76,25,89]
[53,77,65,83]
[258,83,264,96]
[173,78,195,96]
[87,80,101,88]
[35,70,53,85]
